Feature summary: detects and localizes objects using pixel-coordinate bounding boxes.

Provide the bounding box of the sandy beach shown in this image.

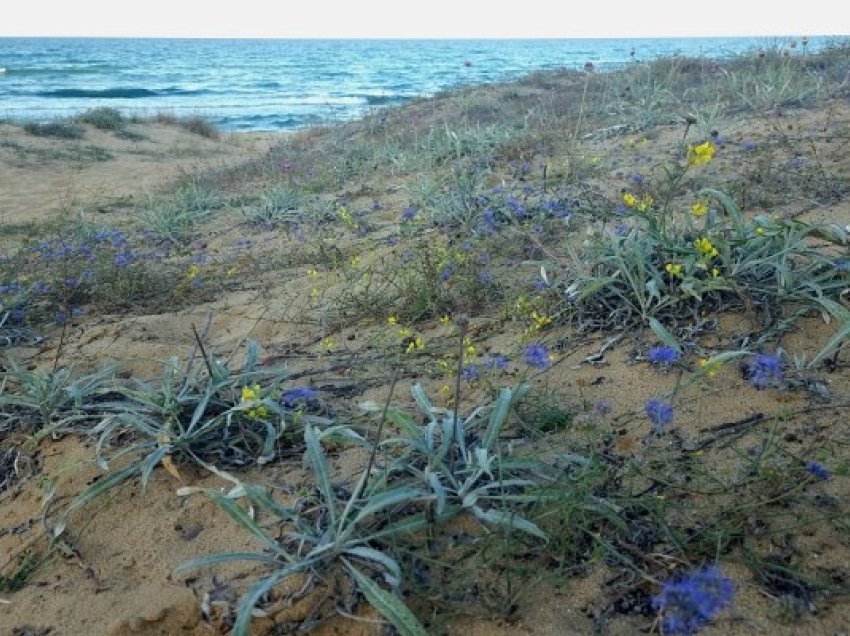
[2,46,850,635]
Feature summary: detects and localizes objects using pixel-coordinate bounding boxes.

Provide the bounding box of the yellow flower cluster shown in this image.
[623,192,654,212]
[687,141,716,166]
[338,205,357,229]
[396,325,425,354]
[406,335,425,354]
[694,236,719,259]
[185,264,201,281]
[240,383,268,420]
[691,200,709,218]
[665,263,684,278]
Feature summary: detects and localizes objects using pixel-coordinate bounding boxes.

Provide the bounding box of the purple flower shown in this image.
[478,270,493,284]
[114,251,135,268]
[645,398,673,431]
[281,387,318,408]
[485,355,508,371]
[805,460,830,481]
[400,205,417,221]
[482,209,497,234]
[439,265,453,282]
[747,353,783,389]
[461,364,480,382]
[652,566,734,635]
[647,346,679,365]
[525,343,550,369]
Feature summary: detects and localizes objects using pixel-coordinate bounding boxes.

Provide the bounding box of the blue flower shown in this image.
[281,387,318,408]
[747,353,783,389]
[401,205,417,221]
[647,346,679,365]
[525,343,550,369]
[652,566,734,635]
[805,460,830,481]
[485,355,508,371]
[645,398,673,431]
[114,251,135,268]
[461,364,480,382]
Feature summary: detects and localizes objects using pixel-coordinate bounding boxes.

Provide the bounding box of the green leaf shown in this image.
[232,563,311,636]
[345,562,428,636]
[343,546,402,584]
[648,317,681,353]
[482,387,513,451]
[350,488,425,528]
[470,506,548,541]
[410,383,434,416]
[699,188,745,237]
[174,551,281,573]
[208,490,286,557]
[809,315,850,368]
[66,463,139,516]
[305,425,337,528]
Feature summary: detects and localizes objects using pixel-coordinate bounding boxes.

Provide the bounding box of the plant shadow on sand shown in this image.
[2,42,850,635]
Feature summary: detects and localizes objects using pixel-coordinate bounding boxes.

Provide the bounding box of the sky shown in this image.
[3,0,849,38]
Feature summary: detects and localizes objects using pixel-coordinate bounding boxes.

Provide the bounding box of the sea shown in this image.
[0,37,840,132]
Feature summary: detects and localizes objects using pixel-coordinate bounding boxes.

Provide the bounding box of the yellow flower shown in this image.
[226,266,237,277]
[398,326,412,338]
[691,200,709,218]
[694,237,719,259]
[755,227,765,235]
[338,206,356,228]
[241,383,261,401]
[185,264,201,281]
[350,254,361,268]
[405,335,424,354]
[323,337,335,350]
[687,141,716,166]
[308,268,319,277]
[387,314,398,325]
[241,384,269,420]
[699,358,719,378]
[463,337,476,357]
[439,315,451,326]
[712,267,720,278]
[622,192,638,208]
[636,195,653,212]
[665,263,683,278]
[530,310,552,331]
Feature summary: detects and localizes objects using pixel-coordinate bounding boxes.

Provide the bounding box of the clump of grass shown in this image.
[177,115,220,140]
[22,121,86,140]
[136,178,226,243]
[243,184,304,229]
[75,107,125,131]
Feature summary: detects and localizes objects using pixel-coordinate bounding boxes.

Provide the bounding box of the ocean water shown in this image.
[0,37,836,132]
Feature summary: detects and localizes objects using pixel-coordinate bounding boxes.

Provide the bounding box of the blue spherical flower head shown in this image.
[748,353,783,389]
[645,398,673,431]
[525,343,550,369]
[647,346,679,366]
[652,566,735,635]
[805,460,830,481]
[281,387,318,409]
[461,364,480,382]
